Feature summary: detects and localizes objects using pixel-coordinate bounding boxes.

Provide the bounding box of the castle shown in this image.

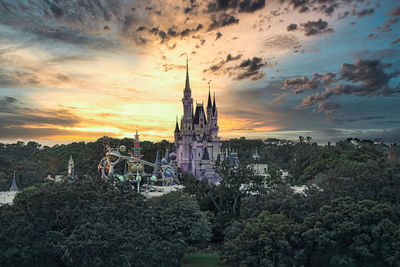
[174,60,221,179]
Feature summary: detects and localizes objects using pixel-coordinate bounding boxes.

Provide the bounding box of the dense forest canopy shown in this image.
[0,135,399,266]
[0,136,397,191]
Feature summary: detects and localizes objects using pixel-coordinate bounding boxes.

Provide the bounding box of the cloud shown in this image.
[392,38,400,45]
[282,72,336,94]
[203,53,243,73]
[351,8,374,18]
[0,96,81,130]
[286,23,298,31]
[263,34,301,50]
[233,57,267,81]
[283,59,400,113]
[208,13,240,31]
[301,19,334,36]
[0,66,71,89]
[315,101,341,114]
[207,0,265,13]
[238,0,266,13]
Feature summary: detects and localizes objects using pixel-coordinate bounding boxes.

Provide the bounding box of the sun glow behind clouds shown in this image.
[0,0,399,145]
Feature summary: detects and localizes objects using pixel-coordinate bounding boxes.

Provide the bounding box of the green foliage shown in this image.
[0,138,174,191]
[301,198,400,267]
[0,179,210,266]
[221,211,301,266]
[182,253,226,267]
[183,160,264,242]
[222,198,400,267]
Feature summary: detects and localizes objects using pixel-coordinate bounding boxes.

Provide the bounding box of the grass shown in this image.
[182,253,227,267]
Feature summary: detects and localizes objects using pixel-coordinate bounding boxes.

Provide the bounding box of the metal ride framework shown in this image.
[98,141,180,194]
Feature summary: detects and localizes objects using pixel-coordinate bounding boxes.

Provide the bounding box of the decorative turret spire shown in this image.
[184,57,190,92]
[207,82,212,109]
[202,147,210,161]
[155,149,161,165]
[134,128,141,159]
[212,90,217,115]
[175,116,180,132]
[9,171,18,191]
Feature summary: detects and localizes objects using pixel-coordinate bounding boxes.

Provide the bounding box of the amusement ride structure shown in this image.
[97,130,180,195]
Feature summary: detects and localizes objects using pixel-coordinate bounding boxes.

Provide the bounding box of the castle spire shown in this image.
[212,90,217,115]
[175,116,180,132]
[207,82,212,109]
[10,171,18,191]
[184,57,190,92]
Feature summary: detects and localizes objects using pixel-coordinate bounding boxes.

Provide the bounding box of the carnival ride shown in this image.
[97,133,180,195]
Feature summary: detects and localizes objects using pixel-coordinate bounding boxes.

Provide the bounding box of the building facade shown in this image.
[174,60,221,178]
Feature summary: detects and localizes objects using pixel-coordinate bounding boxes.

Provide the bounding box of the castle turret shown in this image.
[207,83,212,124]
[9,172,18,191]
[68,155,75,179]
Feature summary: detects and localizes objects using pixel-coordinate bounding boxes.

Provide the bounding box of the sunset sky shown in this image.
[0,0,399,145]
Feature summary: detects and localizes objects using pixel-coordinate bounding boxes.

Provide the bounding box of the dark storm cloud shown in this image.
[233,57,267,81]
[208,13,239,31]
[301,19,333,36]
[207,0,265,13]
[0,96,81,131]
[281,0,367,16]
[287,23,298,31]
[238,0,266,13]
[203,53,242,73]
[351,8,374,17]
[282,72,336,94]
[289,59,400,113]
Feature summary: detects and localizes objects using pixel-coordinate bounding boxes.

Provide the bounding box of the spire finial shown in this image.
[184,57,190,92]
[212,86,217,114]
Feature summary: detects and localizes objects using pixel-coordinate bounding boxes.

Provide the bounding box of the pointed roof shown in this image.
[212,91,217,115]
[10,172,18,191]
[202,147,210,160]
[193,104,207,125]
[253,148,260,160]
[174,117,180,132]
[207,83,212,109]
[184,57,190,92]
[69,155,73,163]
[202,132,207,141]
[155,149,161,165]
[388,146,395,159]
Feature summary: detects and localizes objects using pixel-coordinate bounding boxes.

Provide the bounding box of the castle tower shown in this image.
[134,128,141,159]
[68,155,75,179]
[207,82,212,125]
[180,58,194,172]
[253,148,260,162]
[174,60,221,178]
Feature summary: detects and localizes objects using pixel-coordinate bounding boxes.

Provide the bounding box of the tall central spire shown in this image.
[185,56,190,92]
[207,82,212,109]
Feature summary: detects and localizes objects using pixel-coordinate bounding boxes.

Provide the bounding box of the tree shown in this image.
[0,179,211,266]
[221,211,301,266]
[301,198,400,267]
